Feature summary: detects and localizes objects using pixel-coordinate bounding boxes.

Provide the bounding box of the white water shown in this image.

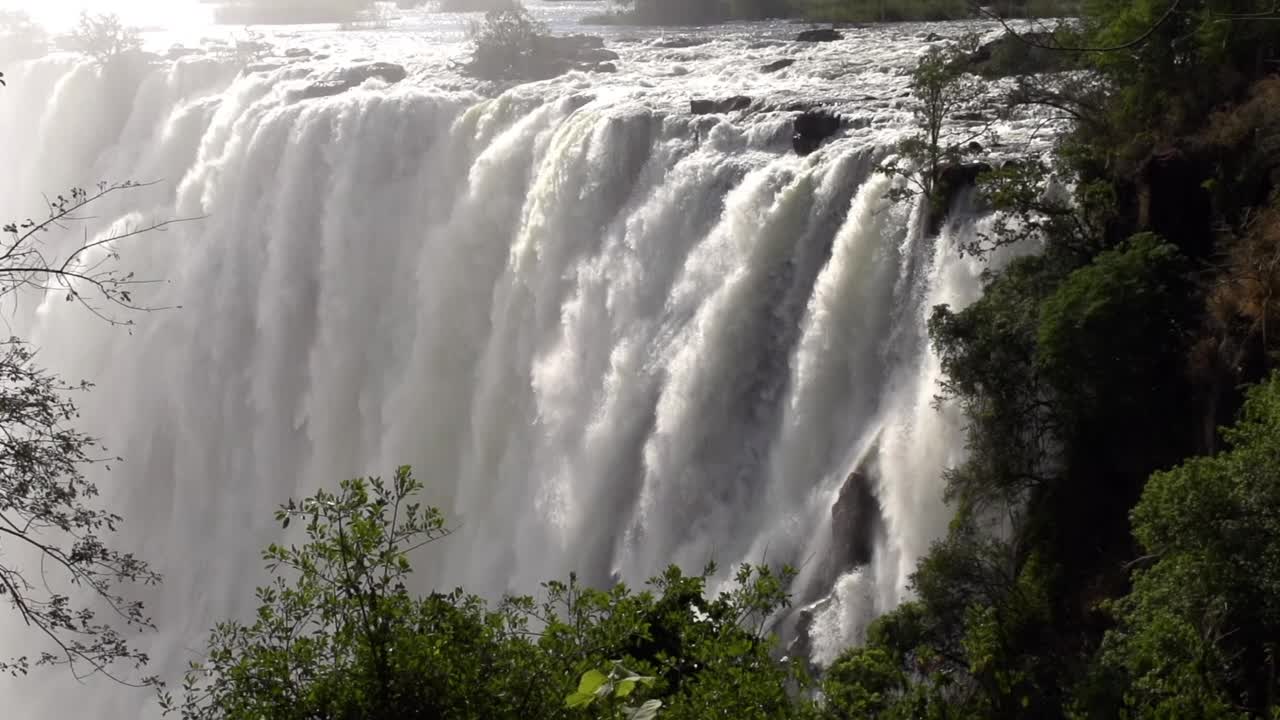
[0,5,1056,716]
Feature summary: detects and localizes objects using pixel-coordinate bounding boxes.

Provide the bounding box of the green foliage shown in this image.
[0,340,160,681]
[929,254,1060,513]
[1100,374,1280,718]
[0,180,174,689]
[565,663,661,719]
[878,39,988,225]
[172,470,816,720]
[1037,233,1191,422]
[464,3,552,81]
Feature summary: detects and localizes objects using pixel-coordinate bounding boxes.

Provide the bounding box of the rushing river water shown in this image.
[0,3,1057,716]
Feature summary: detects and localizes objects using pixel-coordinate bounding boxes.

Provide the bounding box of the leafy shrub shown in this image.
[464,2,551,80]
[64,12,141,66]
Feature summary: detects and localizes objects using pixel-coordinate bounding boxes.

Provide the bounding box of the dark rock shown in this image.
[349,62,407,84]
[299,79,350,99]
[576,47,620,63]
[300,62,407,100]
[923,32,945,42]
[795,28,842,42]
[594,62,617,73]
[961,32,1075,78]
[284,47,312,58]
[469,34,614,82]
[760,58,796,73]
[831,467,881,570]
[785,607,817,665]
[540,34,606,54]
[792,109,842,155]
[691,95,753,115]
[967,140,984,154]
[930,161,993,234]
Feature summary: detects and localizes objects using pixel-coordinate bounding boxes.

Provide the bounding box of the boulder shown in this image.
[691,95,752,114]
[469,34,616,82]
[540,34,606,54]
[284,47,312,58]
[831,468,881,570]
[594,62,618,73]
[300,62,407,100]
[341,62,407,85]
[795,28,842,42]
[760,58,796,73]
[792,109,842,155]
[930,161,992,234]
[923,32,945,42]
[575,47,620,63]
[961,31,1075,77]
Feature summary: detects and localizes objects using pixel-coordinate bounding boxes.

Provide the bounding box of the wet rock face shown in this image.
[690,96,753,114]
[930,161,993,235]
[831,468,882,571]
[796,28,843,42]
[760,58,796,73]
[792,110,842,155]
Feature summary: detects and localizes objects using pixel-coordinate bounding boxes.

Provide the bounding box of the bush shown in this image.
[64,12,141,65]
[464,2,551,80]
[169,468,816,720]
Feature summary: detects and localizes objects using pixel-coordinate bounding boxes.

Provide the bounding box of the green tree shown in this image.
[0,182,188,685]
[173,469,816,720]
[464,2,552,80]
[1101,373,1280,718]
[879,40,988,229]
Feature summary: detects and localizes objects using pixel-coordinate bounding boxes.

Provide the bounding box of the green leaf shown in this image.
[565,691,595,709]
[577,669,608,696]
[627,699,662,720]
[616,678,637,698]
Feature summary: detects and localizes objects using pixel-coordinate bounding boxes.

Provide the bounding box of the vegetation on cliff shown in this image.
[7,0,1280,717]
[827,1,1280,718]
[180,0,1280,717]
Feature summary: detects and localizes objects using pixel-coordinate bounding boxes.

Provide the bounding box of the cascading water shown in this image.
[0,6,1048,716]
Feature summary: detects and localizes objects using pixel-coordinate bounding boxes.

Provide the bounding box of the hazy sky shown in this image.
[1,0,207,30]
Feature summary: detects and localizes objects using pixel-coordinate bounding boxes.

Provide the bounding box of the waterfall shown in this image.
[0,36,1001,716]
